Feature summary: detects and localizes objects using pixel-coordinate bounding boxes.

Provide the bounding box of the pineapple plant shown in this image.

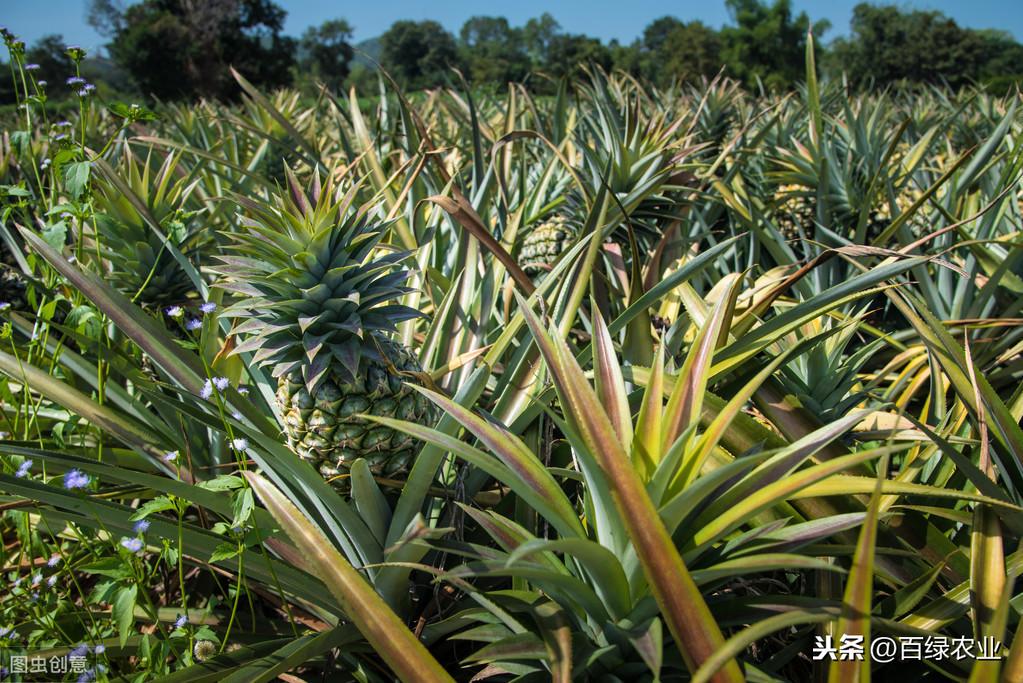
[91,149,206,310]
[216,169,438,482]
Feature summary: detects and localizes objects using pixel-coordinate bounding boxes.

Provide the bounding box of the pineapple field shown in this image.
[3,29,1023,683]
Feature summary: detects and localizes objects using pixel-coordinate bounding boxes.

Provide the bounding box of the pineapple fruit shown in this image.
[773,183,893,243]
[216,169,438,483]
[773,184,817,241]
[518,215,577,277]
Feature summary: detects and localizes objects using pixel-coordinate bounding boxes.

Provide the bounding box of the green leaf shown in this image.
[828,457,886,683]
[210,543,242,563]
[113,585,138,647]
[64,161,91,198]
[80,558,132,580]
[41,221,67,251]
[131,497,177,520]
[198,475,245,492]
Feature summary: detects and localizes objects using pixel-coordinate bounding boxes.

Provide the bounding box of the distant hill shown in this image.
[351,37,382,68]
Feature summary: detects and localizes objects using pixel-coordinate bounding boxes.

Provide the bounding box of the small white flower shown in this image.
[46,575,57,587]
[164,450,179,462]
[199,379,213,400]
[199,302,217,314]
[212,376,229,391]
[165,305,183,318]
[231,438,248,451]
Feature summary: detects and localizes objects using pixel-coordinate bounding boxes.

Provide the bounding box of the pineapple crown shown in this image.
[93,149,203,308]
[214,167,421,392]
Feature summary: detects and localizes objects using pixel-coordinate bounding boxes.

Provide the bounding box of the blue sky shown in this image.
[4,0,1022,53]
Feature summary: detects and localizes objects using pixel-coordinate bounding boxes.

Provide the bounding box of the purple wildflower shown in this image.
[46,575,57,587]
[165,305,183,318]
[15,460,31,478]
[231,438,248,451]
[69,643,89,658]
[199,301,217,314]
[66,76,85,86]
[174,614,188,629]
[94,644,105,654]
[185,318,202,331]
[120,537,143,553]
[24,63,39,71]
[47,554,60,567]
[212,376,229,391]
[133,519,150,534]
[164,450,179,462]
[199,379,213,400]
[37,79,46,87]
[63,469,90,490]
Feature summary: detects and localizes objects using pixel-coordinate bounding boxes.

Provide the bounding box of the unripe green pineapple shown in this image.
[216,168,438,484]
[773,184,817,241]
[519,215,577,277]
[277,338,434,478]
[774,184,894,243]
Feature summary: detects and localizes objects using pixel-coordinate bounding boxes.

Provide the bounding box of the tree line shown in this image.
[5,0,1023,104]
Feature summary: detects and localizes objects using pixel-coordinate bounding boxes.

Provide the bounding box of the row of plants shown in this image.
[1,32,1023,681]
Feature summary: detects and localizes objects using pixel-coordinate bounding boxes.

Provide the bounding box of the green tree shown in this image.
[522,13,560,66]
[379,20,460,90]
[543,34,611,80]
[93,0,295,100]
[631,17,722,86]
[720,0,826,90]
[458,16,530,87]
[299,19,354,91]
[828,4,1011,89]
[975,29,1023,91]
